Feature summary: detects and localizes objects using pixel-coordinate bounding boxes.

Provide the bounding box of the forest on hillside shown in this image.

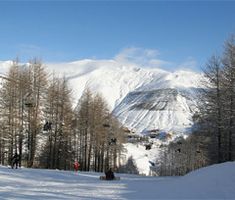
[159,35,235,176]
[0,60,126,172]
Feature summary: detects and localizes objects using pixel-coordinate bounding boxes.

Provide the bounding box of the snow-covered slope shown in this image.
[0,59,202,134]
[47,60,202,134]
[113,88,198,133]
[50,59,170,109]
[1,162,235,199]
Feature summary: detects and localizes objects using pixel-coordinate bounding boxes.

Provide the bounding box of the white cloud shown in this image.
[114,47,171,68]
[115,47,159,62]
[177,57,198,71]
[0,47,199,73]
[114,47,199,72]
[149,59,171,68]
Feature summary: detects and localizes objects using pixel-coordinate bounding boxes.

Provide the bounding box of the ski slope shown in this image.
[0,162,235,199]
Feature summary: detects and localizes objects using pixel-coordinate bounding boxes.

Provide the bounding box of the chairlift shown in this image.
[177,141,182,145]
[24,102,34,108]
[175,148,181,153]
[145,144,152,150]
[109,138,117,145]
[149,161,155,167]
[24,92,35,108]
[111,138,116,144]
[43,121,52,131]
[103,123,110,128]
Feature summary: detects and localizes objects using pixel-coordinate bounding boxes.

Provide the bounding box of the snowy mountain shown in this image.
[46,59,202,134]
[113,88,199,134]
[0,59,202,134]
[1,162,235,199]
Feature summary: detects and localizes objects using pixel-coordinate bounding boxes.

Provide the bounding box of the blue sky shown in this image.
[0,1,235,71]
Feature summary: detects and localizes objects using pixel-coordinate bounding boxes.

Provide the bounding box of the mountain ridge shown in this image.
[0,59,202,134]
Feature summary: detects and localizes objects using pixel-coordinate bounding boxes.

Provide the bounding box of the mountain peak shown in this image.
[0,59,201,133]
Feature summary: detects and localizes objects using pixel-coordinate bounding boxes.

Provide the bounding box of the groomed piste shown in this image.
[0,162,235,199]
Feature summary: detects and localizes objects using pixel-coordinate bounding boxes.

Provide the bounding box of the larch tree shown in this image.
[221,36,235,161]
[40,75,74,170]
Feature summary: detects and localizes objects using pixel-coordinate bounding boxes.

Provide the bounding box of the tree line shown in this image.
[0,59,126,172]
[159,35,235,176]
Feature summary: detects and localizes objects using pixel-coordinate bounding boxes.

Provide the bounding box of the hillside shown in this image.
[0,162,235,199]
[48,60,201,133]
[0,59,202,134]
[48,60,202,134]
[0,59,202,175]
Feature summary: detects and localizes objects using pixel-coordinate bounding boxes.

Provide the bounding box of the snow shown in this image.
[113,88,198,134]
[123,143,160,176]
[0,59,202,133]
[1,162,235,199]
[47,59,201,134]
[0,59,202,176]
[0,61,13,74]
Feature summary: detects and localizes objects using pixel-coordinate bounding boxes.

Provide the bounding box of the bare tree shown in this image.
[200,55,224,163]
[222,36,235,161]
[74,90,126,172]
[40,75,74,170]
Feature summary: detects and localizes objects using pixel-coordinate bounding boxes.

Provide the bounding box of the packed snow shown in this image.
[0,162,235,199]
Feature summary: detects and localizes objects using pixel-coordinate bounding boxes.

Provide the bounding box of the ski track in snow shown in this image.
[0,167,125,200]
[1,162,235,200]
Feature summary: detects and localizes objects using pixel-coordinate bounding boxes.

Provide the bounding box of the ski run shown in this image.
[0,162,235,200]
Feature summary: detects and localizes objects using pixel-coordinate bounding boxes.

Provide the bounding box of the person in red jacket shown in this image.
[74,161,80,172]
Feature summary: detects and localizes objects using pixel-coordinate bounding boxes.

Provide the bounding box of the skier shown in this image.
[11,153,19,169]
[74,160,80,172]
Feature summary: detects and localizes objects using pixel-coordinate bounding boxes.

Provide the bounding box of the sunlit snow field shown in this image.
[1,162,235,200]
